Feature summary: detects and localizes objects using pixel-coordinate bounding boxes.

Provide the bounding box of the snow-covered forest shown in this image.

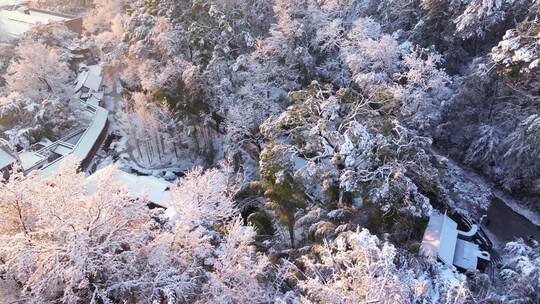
[0,0,540,303]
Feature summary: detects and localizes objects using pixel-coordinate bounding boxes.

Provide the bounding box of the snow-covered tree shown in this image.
[465,124,500,168]
[293,228,472,303]
[454,0,531,39]
[0,92,86,148]
[492,18,540,94]
[251,149,309,247]
[140,165,288,303]
[3,0,540,302]
[5,41,72,101]
[0,159,292,303]
[29,0,92,14]
[255,82,438,252]
[496,239,540,302]
[84,0,127,34]
[501,114,540,188]
[21,22,78,49]
[0,158,152,302]
[342,17,399,92]
[199,218,283,303]
[169,166,237,228]
[0,36,87,147]
[393,47,451,131]
[116,92,188,168]
[420,0,453,19]
[0,166,39,236]
[0,43,15,84]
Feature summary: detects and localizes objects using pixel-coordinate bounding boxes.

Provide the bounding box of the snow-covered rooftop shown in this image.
[421,212,447,262]
[87,92,104,107]
[0,7,72,40]
[74,66,103,93]
[86,166,173,208]
[18,151,45,171]
[0,146,17,169]
[74,106,108,159]
[421,212,490,271]
[453,239,489,270]
[41,104,108,176]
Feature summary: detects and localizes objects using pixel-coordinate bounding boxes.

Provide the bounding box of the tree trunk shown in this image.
[174,143,179,160]
[146,141,152,166]
[288,224,295,248]
[136,139,144,162]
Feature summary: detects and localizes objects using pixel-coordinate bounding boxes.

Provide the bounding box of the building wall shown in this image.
[64,17,82,35]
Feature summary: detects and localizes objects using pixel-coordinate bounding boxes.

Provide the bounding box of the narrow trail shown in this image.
[486,197,540,244]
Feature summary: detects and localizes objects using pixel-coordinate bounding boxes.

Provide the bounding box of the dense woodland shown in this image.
[0,0,540,303]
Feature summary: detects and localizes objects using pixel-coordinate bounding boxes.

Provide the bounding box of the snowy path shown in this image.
[486,197,540,243]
